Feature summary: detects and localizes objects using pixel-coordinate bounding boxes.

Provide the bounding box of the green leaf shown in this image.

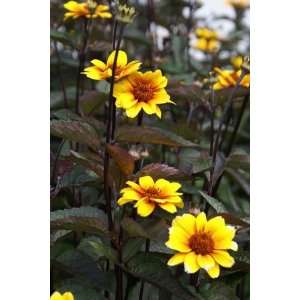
[125,253,202,300]
[200,191,228,213]
[51,206,109,237]
[51,120,101,151]
[123,238,145,262]
[116,126,199,148]
[226,152,250,172]
[121,217,150,239]
[88,239,118,264]
[199,282,238,300]
[50,30,75,48]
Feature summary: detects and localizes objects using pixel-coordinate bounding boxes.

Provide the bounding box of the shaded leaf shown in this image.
[51,206,109,237]
[135,163,188,180]
[116,126,199,148]
[125,253,202,300]
[200,191,228,213]
[51,120,101,151]
[107,144,135,176]
[225,168,250,196]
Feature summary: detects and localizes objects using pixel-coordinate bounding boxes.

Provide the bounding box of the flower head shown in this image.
[225,0,249,9]
[113,70,174,118]
[82,50,141,81]
[213,67,250,90]
[166,213,238,278]
[51,291,74,300]
[194,28,220,53]
[117,176,184,217]
[231,55,243,70]
[64,1,112,20]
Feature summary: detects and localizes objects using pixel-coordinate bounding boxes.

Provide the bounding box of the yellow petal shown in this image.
[125,103,142,118]
[117,197,136,206]
[165,238,191,253]
[212,250,235,268]
[64,1,79,10]
[167,253,186,266]
[107,50,128,68]
[172,214,196,236]
[139,176,154,190]
[207,263,220,278]
[184,252,200,273]
[122,190,141,200]
[116,93,137,109]
[141,102,156,115]
[196,212,207,232]
[91,59,106,70]
[50,292,63,300]
[168,182,181,192]
[155,106,162,118]
[126,181,144,193]
[205,216,226,234]
[136,199,155,217]
[63,292,74,300]
[197,254,215,270]
[168,224,190,242]
[230,241,238,251]
[159,203,177,213]
[119,61,142,78]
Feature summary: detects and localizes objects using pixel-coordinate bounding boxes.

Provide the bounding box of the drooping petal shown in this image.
[167,253,186,266]
[184,252,200,273]
[155,106,162,118]
[159,203,177,213]
[141,102,156,115]
[211,250,235,268]
[50,292,63,300]
[135,199,155,217]
[197,254,215,270]
[125,102,143,118]
[207,263,220,278]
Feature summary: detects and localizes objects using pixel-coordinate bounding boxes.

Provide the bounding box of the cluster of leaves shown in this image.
[51,0,250,299]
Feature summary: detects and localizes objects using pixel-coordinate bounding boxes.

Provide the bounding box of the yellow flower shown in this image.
[194,28,220,53]
[50,291,74,300]
[64,1,112,20]
[113,70,174,118]
[213,67,250,90]
[117,176,184,217]
[166,213,238,278]
[231,56,243,69]
[82,50,141,81]
[225,0,249,9]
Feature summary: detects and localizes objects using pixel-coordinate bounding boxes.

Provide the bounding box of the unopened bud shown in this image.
[115,0,136,23]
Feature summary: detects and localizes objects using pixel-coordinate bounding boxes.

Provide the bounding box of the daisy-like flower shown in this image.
[213,67,250,90]
[64,1,112,20]
[166,213,238,278]
[113,70,174,118]
[117,176,184,217]
[82,50,141,81]
[51,291,74,300]
[194,28,220,53]
[225,0,249,9]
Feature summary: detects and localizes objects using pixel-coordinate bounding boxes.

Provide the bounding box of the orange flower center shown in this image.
[189,233,214,255]
[143,187,160,200]
[133,82,154,103]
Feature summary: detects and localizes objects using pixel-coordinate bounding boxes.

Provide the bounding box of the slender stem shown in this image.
[208,70,246,195]
[50,140,65,186]
[219,105,233,151]
[75,18,90,115]
[138,239,150,300]
[53,41,68,108]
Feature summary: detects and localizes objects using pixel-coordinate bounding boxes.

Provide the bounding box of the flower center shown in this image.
[133,82,154,103]
[144,187,160,199]
[189,233,214,255]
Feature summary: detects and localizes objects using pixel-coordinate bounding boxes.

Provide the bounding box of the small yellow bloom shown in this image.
[194,28,220,53]
[82,50,141,81]
[51,291,74,300]
[225,0,249,9]
[231,56,243,70]
[166,213,238,278]
[113,70,174,118]
[117,176,184,217]
[64,1,112,20]
[213,67,250,90]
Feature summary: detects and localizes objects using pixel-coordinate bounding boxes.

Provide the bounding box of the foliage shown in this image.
[51,0,250,299]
